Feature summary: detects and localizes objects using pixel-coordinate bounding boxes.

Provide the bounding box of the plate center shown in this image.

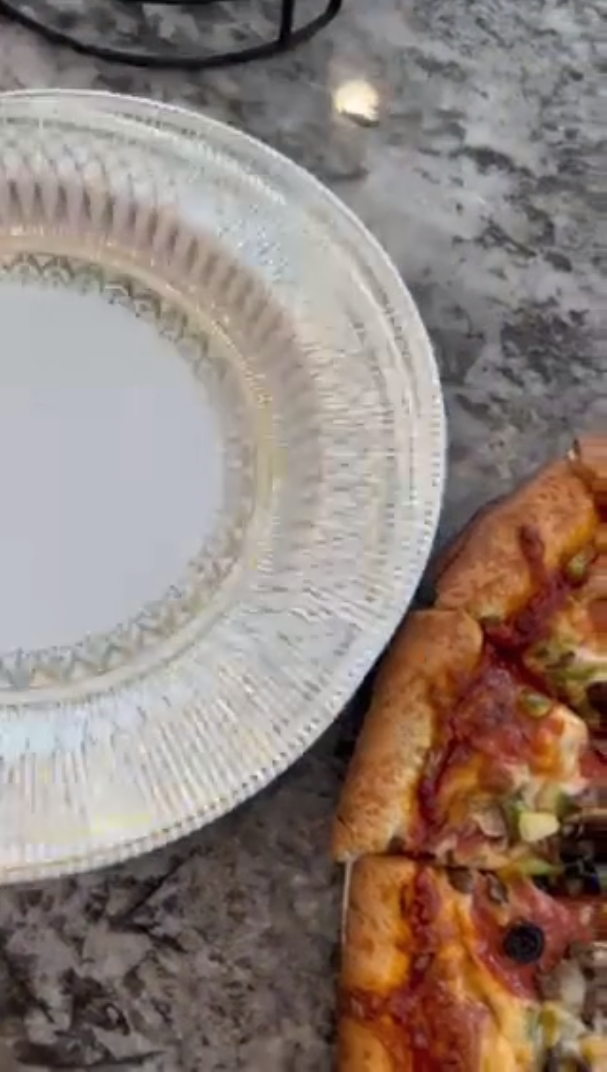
[0,273,224,654]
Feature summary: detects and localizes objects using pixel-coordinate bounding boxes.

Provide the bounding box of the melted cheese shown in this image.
[574,645,607,669]
[518,705,588,815]
[453,897,537,1068]
[580,1036,607,1071]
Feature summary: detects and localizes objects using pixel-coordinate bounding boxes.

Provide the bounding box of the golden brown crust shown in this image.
[435,458,599,621]
[332,610,483,862]
[338,858,415,1072]
[341,857,415,993]
[338,1018,397,1072]
[571,435,607,506]
[432,494,507,585]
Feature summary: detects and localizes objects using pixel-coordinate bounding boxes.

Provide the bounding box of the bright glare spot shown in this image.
[333,80,380,125]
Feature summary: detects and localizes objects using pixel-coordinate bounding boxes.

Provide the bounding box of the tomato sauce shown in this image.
[551,897,604,937]
[485,580,569,651]
[450,659,534,757]
[484,525,580,651]
[588,598,607,634]
[388,983,486,1071]
[581,746,607,784]
[412,652,550,848]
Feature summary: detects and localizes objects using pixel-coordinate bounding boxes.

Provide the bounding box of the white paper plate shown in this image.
[0,92,445,883]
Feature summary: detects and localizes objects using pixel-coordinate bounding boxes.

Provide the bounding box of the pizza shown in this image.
[435,439,606,733]
[333,608,591,870]
[333,436,606,1070]
[339,857,605,1072]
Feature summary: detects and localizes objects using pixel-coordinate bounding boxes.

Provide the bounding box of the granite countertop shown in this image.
[0,1,603,1069]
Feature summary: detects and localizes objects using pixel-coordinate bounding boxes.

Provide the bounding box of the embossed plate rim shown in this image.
[0,91,445,884]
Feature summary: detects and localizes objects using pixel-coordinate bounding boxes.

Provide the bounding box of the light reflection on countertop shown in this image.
[333,78,380,126]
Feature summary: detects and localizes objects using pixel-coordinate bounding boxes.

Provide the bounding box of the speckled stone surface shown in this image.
[0,1,603,1069]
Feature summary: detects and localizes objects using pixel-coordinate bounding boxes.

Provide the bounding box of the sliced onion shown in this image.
[473,805,508,839]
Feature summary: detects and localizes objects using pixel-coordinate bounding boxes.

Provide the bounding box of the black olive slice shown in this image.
[543,1052,590,1072]
[503,921,545,964]
[587,681,607,718]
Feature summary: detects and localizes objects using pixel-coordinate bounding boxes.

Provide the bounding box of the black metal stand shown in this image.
[0,0,343,69]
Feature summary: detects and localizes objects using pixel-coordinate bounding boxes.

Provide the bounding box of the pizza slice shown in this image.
[339,856,605,1071]
[333,609,591,869]
[435,440,606,729]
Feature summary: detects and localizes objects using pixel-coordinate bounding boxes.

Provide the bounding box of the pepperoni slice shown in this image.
[471,877,593,999]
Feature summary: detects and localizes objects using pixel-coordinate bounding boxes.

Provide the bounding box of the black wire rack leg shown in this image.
[0,0,344,70]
